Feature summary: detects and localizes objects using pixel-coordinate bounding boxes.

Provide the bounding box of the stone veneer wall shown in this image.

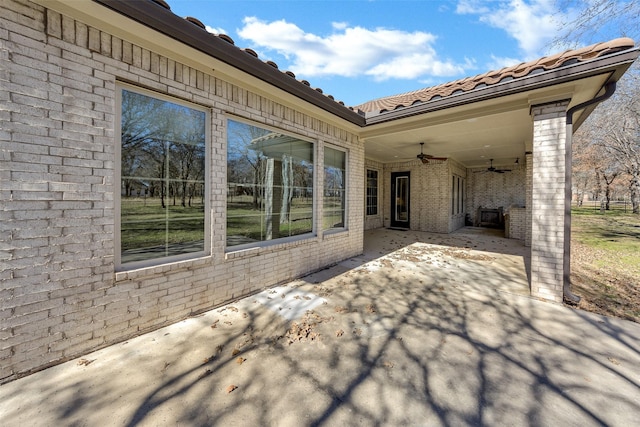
[1,0,364,383]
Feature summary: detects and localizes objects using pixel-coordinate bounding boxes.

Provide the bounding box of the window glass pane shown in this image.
[227,119,314,247]
[120,89,206,265]
[324,147,346,230]
[451,175,465,215]
[366,169,378,216]
[395,176,409,222]
[452,176,456,214]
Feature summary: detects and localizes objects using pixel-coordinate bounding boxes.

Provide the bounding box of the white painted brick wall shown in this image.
[467,161,526,227]
[530,101,570,303]
[525,152,533,247]
[380,159,451,233]
[1,0,364,383]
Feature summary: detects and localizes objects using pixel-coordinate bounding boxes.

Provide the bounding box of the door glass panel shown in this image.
[395,176,409,223]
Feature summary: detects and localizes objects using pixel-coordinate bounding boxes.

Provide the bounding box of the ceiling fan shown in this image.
[416,142,447,164]
[477,159,512,173]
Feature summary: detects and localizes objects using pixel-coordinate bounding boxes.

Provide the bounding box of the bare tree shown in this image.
[605,88,640,213]
[573,131,602,203]
[554,0,640,48]
[585,77,640,213]
[555,1,640,213]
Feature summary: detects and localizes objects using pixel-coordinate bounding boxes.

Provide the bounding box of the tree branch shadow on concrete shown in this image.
[1,228,638,426]
[120,229,639,425]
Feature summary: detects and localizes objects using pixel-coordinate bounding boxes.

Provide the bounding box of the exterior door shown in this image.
[390,172,410,229]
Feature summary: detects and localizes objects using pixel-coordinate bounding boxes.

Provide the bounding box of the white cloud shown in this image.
[332,22,348,30]
[456,0,568,59]
[455,0,491,14]
[486,54,522,70]
[205,25,227,35]
[237,17,469,81]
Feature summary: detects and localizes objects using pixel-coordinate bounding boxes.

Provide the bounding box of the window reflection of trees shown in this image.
[324,148,346,229]
[227,120,314,247]
[120,89,206,265]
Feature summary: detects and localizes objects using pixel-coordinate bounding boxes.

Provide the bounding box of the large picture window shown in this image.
[366,169,378,216]
[227,119,314,248]
[324,147,346,230]
[117,86,208,268]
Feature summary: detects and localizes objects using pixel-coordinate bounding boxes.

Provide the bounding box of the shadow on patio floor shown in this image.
[1,228,639,426]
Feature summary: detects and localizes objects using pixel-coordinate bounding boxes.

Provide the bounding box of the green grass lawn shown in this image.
[571,205,640,322]
[227,195,314,244]
[121,197,205,251]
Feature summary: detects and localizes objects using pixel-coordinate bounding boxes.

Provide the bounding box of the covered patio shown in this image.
[2,228,638,426]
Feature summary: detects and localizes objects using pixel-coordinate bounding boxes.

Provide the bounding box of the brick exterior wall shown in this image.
[505,208,526,240]
[1,0,363,382]
[379,159,454,233]
[525,152,533,247]
[530,101,571,303]
[467,161,526,229]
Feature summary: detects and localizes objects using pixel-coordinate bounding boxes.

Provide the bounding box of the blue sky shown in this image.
[165,0,622,106]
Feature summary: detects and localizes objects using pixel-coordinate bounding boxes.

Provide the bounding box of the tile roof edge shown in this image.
[354,38,636,115]
[363,44,640,125]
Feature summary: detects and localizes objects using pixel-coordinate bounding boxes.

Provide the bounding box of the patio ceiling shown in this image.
[360,73,611,169]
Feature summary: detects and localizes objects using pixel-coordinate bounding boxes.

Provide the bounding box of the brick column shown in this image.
[525,151,533,247]
[530,100,570,302]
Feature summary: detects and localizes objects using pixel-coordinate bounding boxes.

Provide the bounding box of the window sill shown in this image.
[225,235,318,260]
[322,228,349,240]
[115,255,211,282]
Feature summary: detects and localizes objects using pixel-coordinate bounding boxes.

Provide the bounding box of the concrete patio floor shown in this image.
[1,228,639,426]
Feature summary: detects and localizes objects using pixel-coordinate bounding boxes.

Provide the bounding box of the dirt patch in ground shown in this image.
[284,311,333,344]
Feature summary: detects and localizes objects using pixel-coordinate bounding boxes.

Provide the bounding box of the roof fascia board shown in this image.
[38,0,366,128]
[90,0,365,126]
[359,97,533,141]
[95,0,366,126]
[364,48,640,126]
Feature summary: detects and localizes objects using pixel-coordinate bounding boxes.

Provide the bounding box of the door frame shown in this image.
[390,171,410,229]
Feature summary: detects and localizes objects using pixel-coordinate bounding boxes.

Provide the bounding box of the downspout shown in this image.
[563,81,617,303]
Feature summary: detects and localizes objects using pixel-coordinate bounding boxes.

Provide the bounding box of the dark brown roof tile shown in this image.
[243,48,258,57]
[217,34,235,45]
[184,16,205,30]
[354,38,635,114]
[151,0,170,10]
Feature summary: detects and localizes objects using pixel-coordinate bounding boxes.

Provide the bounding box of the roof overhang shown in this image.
[360,48,639,167]
[35,0,366,132]
[36,1,638,169]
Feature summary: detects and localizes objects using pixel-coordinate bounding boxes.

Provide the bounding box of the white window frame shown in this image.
[451,174,465,216]
[224,115,317,252]
[115,82,211,271]
[366,168,379,216]
[322,144,348,232]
